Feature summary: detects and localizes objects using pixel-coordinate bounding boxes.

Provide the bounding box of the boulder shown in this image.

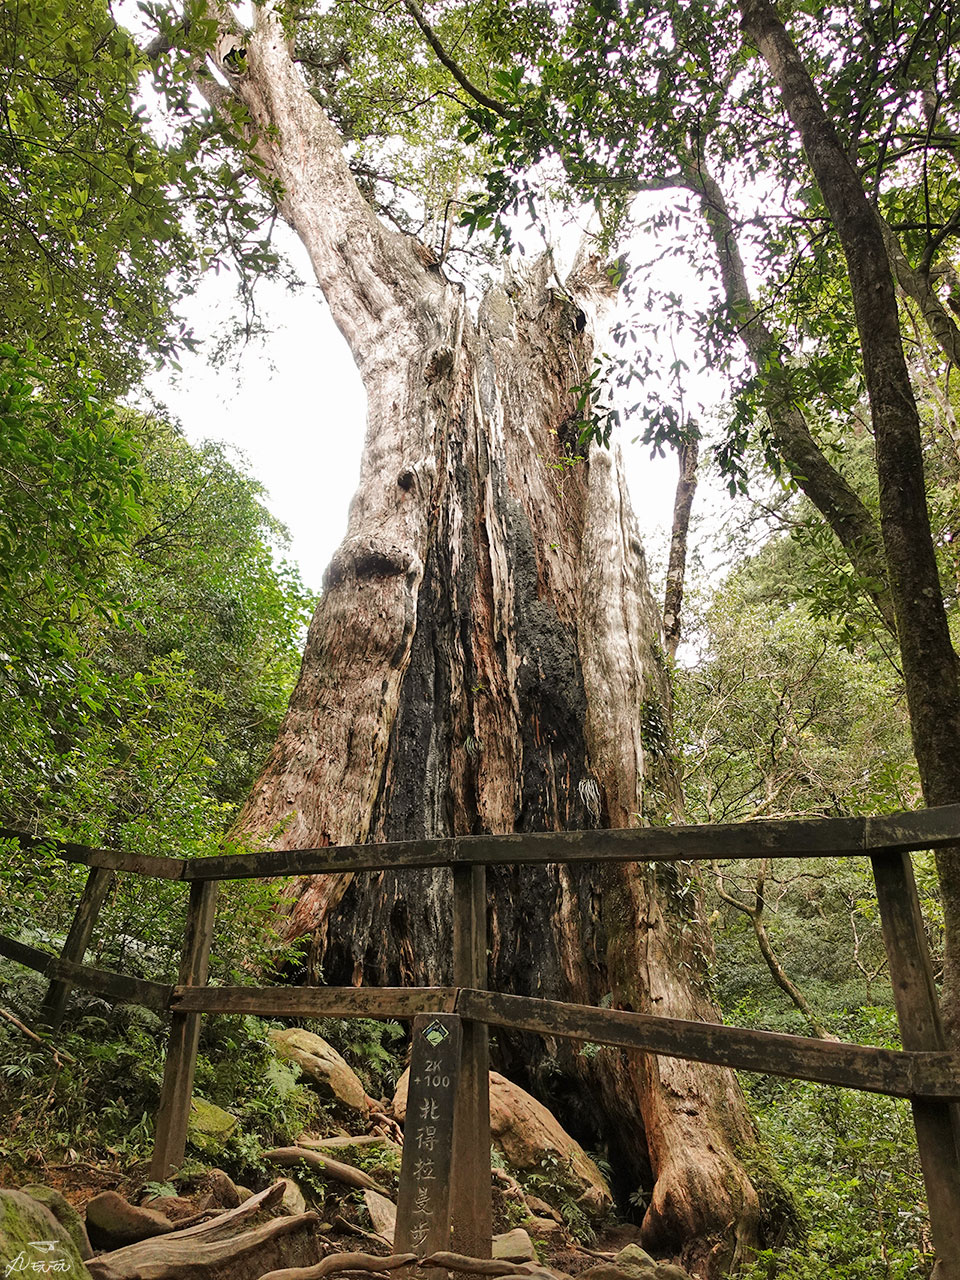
[187,1096,238,1154]
[277,1178,307,1216]
[269,1029,371,1114]
[578,1265,691,1280]
[1,1189,92,1279]
[527,1216,562,1236]
[21,1185,92,1259]
[614,1244,656,1275]
[393,1070,612,1213]
[363,1190,397,1243]
[493,1227,536,1262]
[86,1191,174,1250]
[201,1169,242,1210]
[578,1267,643,1280]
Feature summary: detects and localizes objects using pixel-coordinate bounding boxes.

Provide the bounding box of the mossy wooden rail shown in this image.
[2,806,960,1276]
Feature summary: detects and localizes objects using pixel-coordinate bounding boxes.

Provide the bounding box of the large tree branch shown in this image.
[202,0,441,364]
[400,0,512,117]
[878,213,960,367]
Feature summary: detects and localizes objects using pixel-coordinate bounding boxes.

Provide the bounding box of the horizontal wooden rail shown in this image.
[7,926,957,1103]
[0,828,183,879]
[0,933,172,1009]
[170,985,459,1018]
[5,805,960,881]
[454,989,960,1101]
[179,804,960,878]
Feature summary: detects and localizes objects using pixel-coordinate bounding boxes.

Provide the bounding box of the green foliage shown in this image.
[300,1018,406,1097]
[679,538,918,828]
[516,1152,601,1245]
[0,0,195,389]
[0,397,314,991]
[738,1056,930,1278]
[0,346,143,666]
[0,1005,322,1178]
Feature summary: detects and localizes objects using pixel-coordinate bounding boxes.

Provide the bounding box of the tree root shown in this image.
[332,1213,392,1246]
[264,1147,392,1195]
[420,1254,533,1276]
[259,1250,417,1280]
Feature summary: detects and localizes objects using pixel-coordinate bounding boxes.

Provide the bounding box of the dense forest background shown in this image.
[1,0,958,1275]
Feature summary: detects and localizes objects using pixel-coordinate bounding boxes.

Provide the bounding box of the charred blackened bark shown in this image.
[213,4,760,1269]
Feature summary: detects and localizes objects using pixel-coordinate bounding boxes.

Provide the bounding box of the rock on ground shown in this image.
[363,1189,397,1243]
[0,1188,92,1279]
[527,1216,563,1236]
[393,1069,612,1213]
[577,1259,694,1280]
[614,1243,657,1274]
[187,1097,239,1155]
[86,1191,174,1250]
[21,1184,93,1259]
[492,1227,536,1262]
[277,1178,307,1216]
[269,1028,372,1114]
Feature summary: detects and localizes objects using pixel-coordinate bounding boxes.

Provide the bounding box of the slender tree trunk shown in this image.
[711,859,835,1041]
[663,436,699,662]
[211,4,761,1270]
[739,0,960,1045]
[685,154,897,636]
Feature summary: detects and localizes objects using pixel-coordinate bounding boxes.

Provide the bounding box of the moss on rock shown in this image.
[0,1189,92,1279]
[187,1096,239,1154]
[20,1186,92,1260]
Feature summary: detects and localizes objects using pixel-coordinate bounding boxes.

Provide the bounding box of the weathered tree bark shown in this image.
[86,1185,321,1280]
[662,436,699,662]
[210,4,760,1271]
[739,0,960,1047]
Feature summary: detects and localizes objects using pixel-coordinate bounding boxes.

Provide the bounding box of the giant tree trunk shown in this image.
[213,5,760,1270]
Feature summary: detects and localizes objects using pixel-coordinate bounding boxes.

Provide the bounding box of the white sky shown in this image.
[146,222,726,595]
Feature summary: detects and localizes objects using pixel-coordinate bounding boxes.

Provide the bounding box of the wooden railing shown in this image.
[2,806,960,1275]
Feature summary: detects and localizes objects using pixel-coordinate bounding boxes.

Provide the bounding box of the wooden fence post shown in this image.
[40,867,114,1030]
[450,864,492,1258]
[150,879,218,1181]
[871,851,960,1279]
[395,1012,463,1277]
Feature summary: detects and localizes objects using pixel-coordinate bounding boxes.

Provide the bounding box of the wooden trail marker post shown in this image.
[395,1013,463,1277]
[451,864,492,1257]
[150,879,218,1181]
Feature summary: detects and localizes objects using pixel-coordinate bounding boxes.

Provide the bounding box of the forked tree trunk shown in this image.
[216,5,760,1270]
